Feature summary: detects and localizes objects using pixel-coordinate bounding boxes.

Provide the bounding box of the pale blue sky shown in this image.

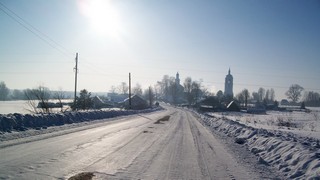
[0,0,319,100]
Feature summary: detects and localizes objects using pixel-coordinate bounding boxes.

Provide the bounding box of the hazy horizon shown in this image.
[1,0,319,100]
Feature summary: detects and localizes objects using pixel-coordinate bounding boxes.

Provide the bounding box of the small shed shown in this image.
[92,96,113,109]
[198,96,223,111]
[121,95,148,110]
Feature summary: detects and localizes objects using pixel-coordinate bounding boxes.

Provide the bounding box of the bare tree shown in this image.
[25,86,52,113]
[149,86,154,107]
[109,85,117,94]
[11,89,25,100]
[252,92,259,102]
[153,84,160,100]
[236,89,250,107]
[0,81,9,101]
[118,82,129,95]
[191,80,201,104]
[184,77,193,105]
[286,84,304,103]
[270,88,275,102]
[264,88,275,104]
[24,89,38,113]
[144,86,155,107]
[236,92,245,105]
[258,87,265,102]
[133,83,143,96]
[162,75,173,100]
[156,75,176,102]
[53,88,67,112]
[303,91,320,106]
[201,87,213,97]
[242,89,250,107]
[216,90,224,102]
[183,77,202,105]
[265,89,270,102]
[169,76,179,104]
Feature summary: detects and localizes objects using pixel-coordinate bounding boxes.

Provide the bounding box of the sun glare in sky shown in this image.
[0,0,319,99]
[78,0,122,39]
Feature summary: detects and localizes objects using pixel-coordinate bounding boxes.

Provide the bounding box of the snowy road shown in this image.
[0,107,266,179]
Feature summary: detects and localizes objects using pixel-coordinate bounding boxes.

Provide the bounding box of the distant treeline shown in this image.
[2,88,73,101]
[0,81,74,101]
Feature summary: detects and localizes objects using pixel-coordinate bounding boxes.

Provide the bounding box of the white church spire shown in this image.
[224,68,233,97]
[175,72,180,85]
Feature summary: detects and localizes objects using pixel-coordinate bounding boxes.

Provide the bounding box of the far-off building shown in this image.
[224,68,233,98]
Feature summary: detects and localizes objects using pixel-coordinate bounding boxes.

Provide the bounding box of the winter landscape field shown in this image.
[197,107,320,179]
[0,100,73,114]
[1,0,320,179]
[0,104,319,179]
[210,107,320,138]
[0,101,32,114]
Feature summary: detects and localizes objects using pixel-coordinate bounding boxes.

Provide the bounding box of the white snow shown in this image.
[196,107,320,179]
[0,107,164,142]
[1,104,320,179]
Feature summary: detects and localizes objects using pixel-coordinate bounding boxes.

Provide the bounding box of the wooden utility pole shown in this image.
[149,86,152,107]
[129,72,132,109]
[73,53,78,109]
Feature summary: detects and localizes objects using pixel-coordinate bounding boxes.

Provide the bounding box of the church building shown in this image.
[175,72,184,94]
[224,68,233,98]
[175,72,181,85]
[175,72,185,103]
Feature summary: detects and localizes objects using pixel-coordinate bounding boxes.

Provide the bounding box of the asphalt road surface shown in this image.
[0,106,267,179]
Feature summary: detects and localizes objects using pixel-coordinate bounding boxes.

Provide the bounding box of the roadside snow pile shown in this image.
[198,113,320,179]
[0,107,163,132]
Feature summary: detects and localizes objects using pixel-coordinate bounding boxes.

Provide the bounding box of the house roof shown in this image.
[226,101,240,111]
[122,94,147,105]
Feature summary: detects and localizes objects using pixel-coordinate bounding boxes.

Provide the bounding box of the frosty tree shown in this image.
[133,83,143,96]
[286,84,304,103]
[0,81,9,101]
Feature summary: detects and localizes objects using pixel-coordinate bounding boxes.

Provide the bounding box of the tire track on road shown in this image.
[186,111,213,179]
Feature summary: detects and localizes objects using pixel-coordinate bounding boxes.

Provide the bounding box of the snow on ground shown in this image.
[0,107,164,142]
[196,107,320,179]
[210,108,320,139]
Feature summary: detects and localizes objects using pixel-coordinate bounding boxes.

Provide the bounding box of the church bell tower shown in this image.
[224,68,233,97]
[175,72,180,85]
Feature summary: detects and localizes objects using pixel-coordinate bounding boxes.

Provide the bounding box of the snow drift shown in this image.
[198,112,320,179]
[0,107,163,132]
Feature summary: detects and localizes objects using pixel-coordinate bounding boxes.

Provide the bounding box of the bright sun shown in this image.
[78,0,122,38]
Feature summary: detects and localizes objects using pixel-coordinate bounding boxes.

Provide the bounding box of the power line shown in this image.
[202,81,320,92]
[0,71,72,74]
[67,60,320,90]
[0,2,73,59]
[73,58,320,81]
[2,70,319,92]
[1,55,319,82]
[0,60,73,64]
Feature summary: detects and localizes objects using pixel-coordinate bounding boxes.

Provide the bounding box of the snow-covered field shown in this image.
[0,100,72,114]
[209,107,320,139]
[0,106,279,179]
[197,107,320,179]
[0,100,31,114]
[1,102,320,179]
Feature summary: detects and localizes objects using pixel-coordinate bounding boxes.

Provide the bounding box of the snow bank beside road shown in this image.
[0,107,163,133]
[198,113,320,179]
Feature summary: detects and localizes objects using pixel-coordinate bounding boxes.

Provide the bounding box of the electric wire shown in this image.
[0,2,318,93]
[0,2,73,59]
